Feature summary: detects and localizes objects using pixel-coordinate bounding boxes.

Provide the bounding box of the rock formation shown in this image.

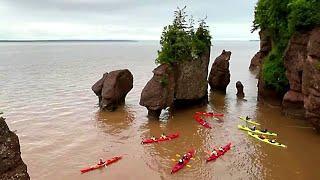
[92,69,133,111]
[208,50,231,92]
[140,51,210,117]
[139,64,175,117]
[0,116,29,180]
[282,31,310,117]
[236,81,245,98]
[302,27,320,132]
[249,30,272,71]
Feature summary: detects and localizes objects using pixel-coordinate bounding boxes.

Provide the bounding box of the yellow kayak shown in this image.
[238,125,277,136]
[248,132,287,148]
[239,116,261,126]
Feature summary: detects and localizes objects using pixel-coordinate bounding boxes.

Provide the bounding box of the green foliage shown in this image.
[252,0,320,92]
[262,48,289,92]
[288,0,320,33]
[156,7,211,65]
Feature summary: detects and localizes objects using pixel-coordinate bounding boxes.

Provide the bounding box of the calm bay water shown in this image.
[0,41,319,180]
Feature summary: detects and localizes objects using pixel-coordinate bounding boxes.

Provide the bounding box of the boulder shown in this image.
[139,64,175,116]
[208,50,231,92]
[302,27,320,131]
[92,69,133,111]
[236,81,245,98]
[0,116,29,180]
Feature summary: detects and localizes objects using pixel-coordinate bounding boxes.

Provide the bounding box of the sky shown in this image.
[0,0,259,40]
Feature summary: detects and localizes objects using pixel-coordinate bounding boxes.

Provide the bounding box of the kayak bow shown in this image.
[206,143,231,162]
[248,132,287,148]
[80,156,122,173]
[238,125,277,136]
[141,133,179,144]
[171,149,196,174]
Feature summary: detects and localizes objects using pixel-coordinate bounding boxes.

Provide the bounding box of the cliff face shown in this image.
[249,30,272,71]
[302,27,320,132]
[282,31,311,117]
[0,116,29,180]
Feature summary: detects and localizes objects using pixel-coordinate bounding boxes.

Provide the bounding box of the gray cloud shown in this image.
[0,0,258,40]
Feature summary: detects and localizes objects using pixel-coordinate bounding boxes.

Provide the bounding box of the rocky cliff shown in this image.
[0,116,29,180]
[302,27,320,132]
[249,30,272,71]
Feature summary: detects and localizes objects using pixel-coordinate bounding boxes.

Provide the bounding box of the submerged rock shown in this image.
[140,64,175,116]
[208,50,231,92]
[302,27,320,132]
[92,69,133,111]
[236,81,245,98]
[0,116,29,180]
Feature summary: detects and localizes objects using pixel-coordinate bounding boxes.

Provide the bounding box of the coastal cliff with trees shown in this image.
[250,0,320,131]
[140,7,212,117]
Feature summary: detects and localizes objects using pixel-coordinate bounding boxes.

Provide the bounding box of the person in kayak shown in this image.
[269,139,276,143]
[151,136,156,141]
[261,129,268,133]
[218,147,224,152]
[246,116,251,120]
[178,158,184,165]
[97,158,104,165]
[211,150,218,156]
[160,133,167,139]
[259,135,266,139]
[250,126,256,131]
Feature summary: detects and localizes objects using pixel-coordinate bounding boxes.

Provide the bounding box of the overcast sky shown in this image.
[0,0,259,40]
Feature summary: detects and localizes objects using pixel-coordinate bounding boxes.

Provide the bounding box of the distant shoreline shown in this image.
[0,40,139,43]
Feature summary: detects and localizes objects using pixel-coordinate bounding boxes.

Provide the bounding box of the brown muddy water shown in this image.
[0,41,319,180]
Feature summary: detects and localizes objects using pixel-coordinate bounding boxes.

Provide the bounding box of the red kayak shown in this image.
[171,149,196,174]
[141,133,179,144]
[80,156,122,173]
[194,115,212,129]
[206,143,231,162]
[195,112,224,117]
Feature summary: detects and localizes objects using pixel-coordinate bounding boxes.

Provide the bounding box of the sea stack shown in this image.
[92,69,133,111]
[236,81,245,98]
[208,50,232,92]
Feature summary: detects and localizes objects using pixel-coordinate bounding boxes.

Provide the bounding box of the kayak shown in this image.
[238,125,277,136]
[239,116,261,126]
[141,133,179,144]
[195,112,224,117]
[80,156,122,173]
[248,132,287,148]
[194,116,212,129]
[171,149,196,174]
[206,143,232,162]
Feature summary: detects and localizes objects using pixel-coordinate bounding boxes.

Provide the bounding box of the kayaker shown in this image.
[259,135,266,139]
[151,136,156,141]
[269,139,276,143]
[160,133,167,139]
[261,129,268,133]
[211,150,218,156]
[218,147,224,152]
[246,116,251,120]
[178,159,184,165]
[250,126,256,131]
[97,158,104,165]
